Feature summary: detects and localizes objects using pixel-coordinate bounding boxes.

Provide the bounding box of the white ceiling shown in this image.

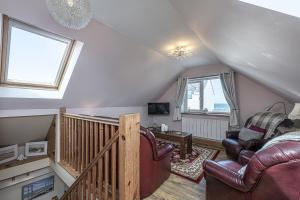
[90,0,219,68]
[0,0,299,110]
[170,0,300,101]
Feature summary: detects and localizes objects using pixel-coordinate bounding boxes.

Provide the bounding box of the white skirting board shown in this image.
[182,115,229,141]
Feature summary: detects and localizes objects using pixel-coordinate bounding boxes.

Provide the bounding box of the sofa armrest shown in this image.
[155,144,174,161]
[226,130,240,139]
[203,160,250,192]
[238,150,255,165]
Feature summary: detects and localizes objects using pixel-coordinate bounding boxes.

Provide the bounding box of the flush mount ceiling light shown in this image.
[168,45,193,60]
[46,0,92,30]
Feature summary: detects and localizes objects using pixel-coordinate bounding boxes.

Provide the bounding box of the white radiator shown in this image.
[182,116,229,141]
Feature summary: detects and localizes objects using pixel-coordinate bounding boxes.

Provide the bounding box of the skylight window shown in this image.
[239,0,300,18]
[0,15,74,89]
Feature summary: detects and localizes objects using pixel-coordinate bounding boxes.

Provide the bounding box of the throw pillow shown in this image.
[249,125,267,134]
[238,127,265,148]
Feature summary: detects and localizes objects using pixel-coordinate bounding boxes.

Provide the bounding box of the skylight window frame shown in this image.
[0,15,75,90]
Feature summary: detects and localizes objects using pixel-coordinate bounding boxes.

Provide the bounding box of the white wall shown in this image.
[0,115,54,147]
[0,173,66,200]
[68,106,149,127]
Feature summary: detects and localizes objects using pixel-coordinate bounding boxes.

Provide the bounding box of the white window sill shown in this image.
[182,112,230,117]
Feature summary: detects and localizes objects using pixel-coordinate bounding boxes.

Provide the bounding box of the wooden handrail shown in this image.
[60,131,119,200]
[63,113,119,126]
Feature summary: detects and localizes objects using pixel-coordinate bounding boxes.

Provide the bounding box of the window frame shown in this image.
[0,15,75,90]
[183,75,230,115]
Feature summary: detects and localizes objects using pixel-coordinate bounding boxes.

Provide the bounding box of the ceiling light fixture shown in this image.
[46,0,92,30]
[168,45,192,60]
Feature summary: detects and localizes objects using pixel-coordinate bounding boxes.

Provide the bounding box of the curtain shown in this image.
[173,75,188,121]
[220,71,240,128]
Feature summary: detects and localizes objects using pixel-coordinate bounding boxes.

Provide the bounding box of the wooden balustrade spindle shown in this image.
[90,122,94,161]
[98,123,104,198]
[81,120,85,171]
[71,118,74,169]
[74,119,78,171]
[77,119,81,173]
[85,120,89,168]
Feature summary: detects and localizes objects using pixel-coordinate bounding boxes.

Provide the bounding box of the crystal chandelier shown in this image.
[46,0,92,30]
[168,45,193,60]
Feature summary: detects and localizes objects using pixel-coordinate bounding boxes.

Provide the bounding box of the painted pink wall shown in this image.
[149,64,292,130]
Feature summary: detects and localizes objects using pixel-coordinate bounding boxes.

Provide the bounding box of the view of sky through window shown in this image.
[186,77,229,113]
[239,0,300,18]
[7,24,69,86]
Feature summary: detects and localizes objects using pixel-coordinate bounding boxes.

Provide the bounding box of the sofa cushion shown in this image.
[238,127,265,147]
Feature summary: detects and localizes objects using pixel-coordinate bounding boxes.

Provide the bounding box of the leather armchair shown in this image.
[140,127,174,198]
[203,141,300,200]
[222,117,265,160]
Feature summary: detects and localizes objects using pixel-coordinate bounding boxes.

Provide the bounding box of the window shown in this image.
[0,15,74,89]
[184,76,230,114]
[239,0,300,18]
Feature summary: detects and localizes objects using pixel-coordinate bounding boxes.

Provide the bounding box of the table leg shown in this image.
[187,136,192,154]
[180,141,186,159]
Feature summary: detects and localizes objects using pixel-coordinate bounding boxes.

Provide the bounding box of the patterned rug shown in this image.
[157,139,219,183]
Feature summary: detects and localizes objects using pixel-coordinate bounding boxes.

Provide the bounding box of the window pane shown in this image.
[187,82,200,110]
[6,25,69,86]
[203,78,230,113]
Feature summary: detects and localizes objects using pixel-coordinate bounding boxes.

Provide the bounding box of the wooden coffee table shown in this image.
[152,130,192,159]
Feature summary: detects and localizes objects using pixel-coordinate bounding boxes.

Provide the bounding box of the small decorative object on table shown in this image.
[161,124,168,132]
[17,154,27,161]
[0,144,18,164]
[25,141,48,157]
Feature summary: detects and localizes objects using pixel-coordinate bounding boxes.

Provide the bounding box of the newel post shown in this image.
[59,107,66,163]
[119,113,140,200]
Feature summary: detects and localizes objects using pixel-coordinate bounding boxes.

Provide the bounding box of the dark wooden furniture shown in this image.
[152,130,192,159]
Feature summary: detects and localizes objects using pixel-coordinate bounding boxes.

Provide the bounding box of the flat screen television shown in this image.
[148,103,170,115]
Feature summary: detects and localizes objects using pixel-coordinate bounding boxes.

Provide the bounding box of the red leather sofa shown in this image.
[140,127,174,198]
[203,141,300,200]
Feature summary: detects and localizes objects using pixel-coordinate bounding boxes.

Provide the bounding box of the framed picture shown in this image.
[25,141,48,157]
[22,176,54,200]
[0,144,18,164]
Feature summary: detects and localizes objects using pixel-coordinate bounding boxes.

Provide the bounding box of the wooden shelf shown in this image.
[0,155,48,170]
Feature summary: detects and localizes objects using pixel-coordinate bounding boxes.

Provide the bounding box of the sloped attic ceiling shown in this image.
[0,115,54,147]
[170,0,300,102]
[0,0,298,110]
[0,0,219,110]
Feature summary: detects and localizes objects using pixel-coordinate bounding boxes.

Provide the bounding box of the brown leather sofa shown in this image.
[203,141,300,200]
[140,127,174,198]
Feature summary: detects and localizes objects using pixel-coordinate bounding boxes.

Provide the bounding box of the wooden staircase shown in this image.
[58,108,140,200]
